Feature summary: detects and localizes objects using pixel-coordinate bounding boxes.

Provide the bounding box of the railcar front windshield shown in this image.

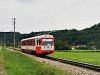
[42,39,53,46]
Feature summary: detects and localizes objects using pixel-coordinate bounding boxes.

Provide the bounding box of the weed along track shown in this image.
[8,48,100,75]
[0,47,7,75]
[3,47,69,75]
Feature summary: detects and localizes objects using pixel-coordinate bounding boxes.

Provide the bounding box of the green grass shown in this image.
[49,50,100,66]
[0,47,71,75]
[55,50,100,52]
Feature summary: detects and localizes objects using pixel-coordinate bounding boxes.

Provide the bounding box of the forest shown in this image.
[0,23,100,50]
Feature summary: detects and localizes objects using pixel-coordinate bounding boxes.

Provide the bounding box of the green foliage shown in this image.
[1,47,70,75]
[55,40,70,50]
[0,23,100,49]
[50,51,100,66]
[51,23,100,49]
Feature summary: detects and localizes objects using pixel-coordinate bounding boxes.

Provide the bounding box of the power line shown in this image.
[60,0,79,9]
[16,0,86,33]
[32,0,86,28]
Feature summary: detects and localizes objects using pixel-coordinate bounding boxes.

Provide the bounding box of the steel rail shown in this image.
[44,56,100,72]
[9,48,100,72]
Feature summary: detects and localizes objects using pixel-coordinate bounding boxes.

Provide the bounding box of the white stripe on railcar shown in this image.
[41,46,54,50]
[21,46,36,50]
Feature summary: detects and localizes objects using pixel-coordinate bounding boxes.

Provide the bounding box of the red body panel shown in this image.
[38,50,54,54]
[36,46,41,54]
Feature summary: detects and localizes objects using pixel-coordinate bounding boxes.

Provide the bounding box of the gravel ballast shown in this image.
[9,49,100,75]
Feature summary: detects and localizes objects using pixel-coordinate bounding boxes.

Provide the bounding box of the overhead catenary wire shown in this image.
[60,0,78,9]
[16,0,86,33]
[32,0,86,28]
[15,25,23,32]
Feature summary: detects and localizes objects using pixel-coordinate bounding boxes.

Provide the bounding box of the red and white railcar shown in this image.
[21,35,54,55]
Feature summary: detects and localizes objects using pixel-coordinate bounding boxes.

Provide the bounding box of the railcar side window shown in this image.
[30,40,32,44]
[30,40,34,45]
[32,40,35,45]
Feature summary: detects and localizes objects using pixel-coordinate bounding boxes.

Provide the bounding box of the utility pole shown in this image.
[4,31,5,46]
[12,18,16,50]
[0,38,2,46]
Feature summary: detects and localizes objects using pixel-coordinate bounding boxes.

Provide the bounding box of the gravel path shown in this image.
[9,49,100,75]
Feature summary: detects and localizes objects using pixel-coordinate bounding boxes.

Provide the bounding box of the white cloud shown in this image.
[0,0,100,33]
[16,0,35,3]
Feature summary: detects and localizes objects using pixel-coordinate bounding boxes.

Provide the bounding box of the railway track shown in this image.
[43,56,100,72]
[9,48,100,72]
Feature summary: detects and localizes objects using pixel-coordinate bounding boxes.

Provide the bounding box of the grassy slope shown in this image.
[1,47,70,75]
[0,47,7,75]
[49,51,100,66]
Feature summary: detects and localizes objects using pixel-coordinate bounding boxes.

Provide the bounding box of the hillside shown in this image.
[50,23,100,49]
[0,23,100,49]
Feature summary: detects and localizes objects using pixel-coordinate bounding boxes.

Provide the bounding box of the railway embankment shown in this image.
[1,47,70,75]
[8,48,100,75]
[0,47,7,75]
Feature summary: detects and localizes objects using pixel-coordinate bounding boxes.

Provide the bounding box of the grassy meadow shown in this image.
[49,50,100,66]
[0,47,71,75]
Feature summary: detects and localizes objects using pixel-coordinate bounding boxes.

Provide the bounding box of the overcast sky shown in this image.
[0,0,100,33]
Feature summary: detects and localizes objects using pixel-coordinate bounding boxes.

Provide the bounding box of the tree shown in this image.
[55,40,69,50]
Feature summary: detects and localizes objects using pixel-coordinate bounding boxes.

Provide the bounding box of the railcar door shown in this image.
[35,38,41,54]
[37,38,41,46]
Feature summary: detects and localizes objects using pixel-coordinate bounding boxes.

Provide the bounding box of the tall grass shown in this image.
[1,47,70,75]
[50,51,100,66]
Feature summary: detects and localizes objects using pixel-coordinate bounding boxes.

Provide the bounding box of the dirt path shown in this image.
[0,47,7,75]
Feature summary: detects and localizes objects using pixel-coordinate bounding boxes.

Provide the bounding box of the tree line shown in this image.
[0,23,100,50]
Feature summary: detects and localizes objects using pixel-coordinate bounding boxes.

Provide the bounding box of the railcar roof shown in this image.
[21,35,53,41]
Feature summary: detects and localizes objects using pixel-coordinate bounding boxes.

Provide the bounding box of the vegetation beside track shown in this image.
[55,50,100,52]
[0,47,7,75]
[49,50,100,66]
[0,47,71,75]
